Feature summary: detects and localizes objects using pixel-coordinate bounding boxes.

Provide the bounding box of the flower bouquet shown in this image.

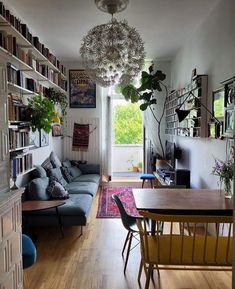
[212,158,234,198]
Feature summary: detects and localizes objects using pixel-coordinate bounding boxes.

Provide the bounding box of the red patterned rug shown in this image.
[96,187,139,218]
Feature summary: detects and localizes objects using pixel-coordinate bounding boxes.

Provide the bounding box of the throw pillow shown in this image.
[62,160,72,168]
[50,151,62,168]
[27,177,50,200]
[48,167,68,187]
[32,165,47,178]
[47,177,69,200]
[41,157,53,172]
[67,166,82,179]
[61,167,74,183]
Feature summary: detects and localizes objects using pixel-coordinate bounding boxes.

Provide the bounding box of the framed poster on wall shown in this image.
[69,70,96,108]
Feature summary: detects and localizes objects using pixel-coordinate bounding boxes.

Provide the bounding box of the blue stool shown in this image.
[22,234,37,288]
[140,173,155,188]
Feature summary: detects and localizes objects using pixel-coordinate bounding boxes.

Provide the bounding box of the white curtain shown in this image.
[101,91,113,181]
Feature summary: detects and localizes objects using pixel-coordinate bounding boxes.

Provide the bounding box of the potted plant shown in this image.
[121,64,167,159]
[138,161,143,172]
[27,95,55,133]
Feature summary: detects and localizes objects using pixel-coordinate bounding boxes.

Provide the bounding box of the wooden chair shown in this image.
[137,211,233,289]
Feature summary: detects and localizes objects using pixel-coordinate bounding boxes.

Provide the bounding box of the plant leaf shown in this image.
[140,103,149,111]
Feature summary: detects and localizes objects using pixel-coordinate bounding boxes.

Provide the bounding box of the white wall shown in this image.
[171,0,235,188]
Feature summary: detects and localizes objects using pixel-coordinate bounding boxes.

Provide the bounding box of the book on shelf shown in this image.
[9,126,30,150]
[11,152,33,177]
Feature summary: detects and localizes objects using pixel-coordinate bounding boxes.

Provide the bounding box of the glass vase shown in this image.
[224,178,232,199]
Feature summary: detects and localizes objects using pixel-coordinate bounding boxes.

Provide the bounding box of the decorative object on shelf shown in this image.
[222,76,234,138]
[40,129,49,147]
[121,64,167,158]
[69,70,96,108]
[52,124,62,137]
[212,158,234,199]
[11,158,18,190]
[27,95,54,133]
[80,0,145,87]
[45,88,68,122]
[175,90,223,138]
[29,129,40,148]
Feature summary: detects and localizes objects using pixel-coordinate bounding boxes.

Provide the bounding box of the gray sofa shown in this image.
[23,153,100,229]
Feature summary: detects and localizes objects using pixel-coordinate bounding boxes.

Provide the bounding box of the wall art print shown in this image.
[69,70,96,108]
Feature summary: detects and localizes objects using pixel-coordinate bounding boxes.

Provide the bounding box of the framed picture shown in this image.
[40,129,49,147]
[212,87,225,119]
[225,81,235,108]
[52,124,62,137]
[29,129,40,148]
[69,70,96,108]
[224,108,234,137]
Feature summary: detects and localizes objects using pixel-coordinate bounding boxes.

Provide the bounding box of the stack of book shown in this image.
[11,153,33,177]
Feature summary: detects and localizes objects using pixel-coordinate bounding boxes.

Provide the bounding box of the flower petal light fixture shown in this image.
[80,0,145,87]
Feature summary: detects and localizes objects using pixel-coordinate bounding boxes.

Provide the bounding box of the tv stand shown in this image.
[153,169,190,188]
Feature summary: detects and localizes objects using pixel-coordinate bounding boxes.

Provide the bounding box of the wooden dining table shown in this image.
[132,188,233,215]
[133,188,233,234]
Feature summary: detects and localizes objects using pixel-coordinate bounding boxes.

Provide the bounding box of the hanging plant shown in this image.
[27,95,55,133]
[45,88,68,123]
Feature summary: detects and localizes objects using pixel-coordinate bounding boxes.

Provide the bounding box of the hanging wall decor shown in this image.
[69,70,96,108]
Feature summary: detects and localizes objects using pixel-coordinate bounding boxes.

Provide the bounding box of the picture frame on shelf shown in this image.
[29,129,40,148]
[212,87,225,119]
[225,81,235,108]
[208,122,223,139]
[40,129,49,147]
[52,124,62,137]
[69,69,96,108]
[224,108,234,137]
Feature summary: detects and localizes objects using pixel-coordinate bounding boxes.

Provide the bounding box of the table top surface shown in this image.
[132,188,233,215]
[22,200,66,212]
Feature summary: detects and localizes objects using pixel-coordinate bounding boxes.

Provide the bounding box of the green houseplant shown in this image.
[46,88,68,123]
[27,95,55,133]
[121,64,167,158]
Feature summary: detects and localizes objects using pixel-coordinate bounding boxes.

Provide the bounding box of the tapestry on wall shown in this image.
[72,123,89,151]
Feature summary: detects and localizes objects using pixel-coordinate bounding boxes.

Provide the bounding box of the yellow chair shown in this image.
[137,211,233,289]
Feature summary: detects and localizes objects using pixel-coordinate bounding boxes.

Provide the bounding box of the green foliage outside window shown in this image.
[113,103,143,144]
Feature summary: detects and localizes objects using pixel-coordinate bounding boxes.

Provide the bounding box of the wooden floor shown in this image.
[27,183,232,289]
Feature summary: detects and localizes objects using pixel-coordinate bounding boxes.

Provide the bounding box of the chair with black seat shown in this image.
[112,194,160,274]
[22,234,37,289]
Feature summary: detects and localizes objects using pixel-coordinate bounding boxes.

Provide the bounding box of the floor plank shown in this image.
[26,184,232,289]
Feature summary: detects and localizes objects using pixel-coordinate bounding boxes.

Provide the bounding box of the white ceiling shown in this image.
[6,0,218,63]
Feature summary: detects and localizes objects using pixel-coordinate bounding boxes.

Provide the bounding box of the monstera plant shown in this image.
[121,64,168,158]
[27,95,55,133]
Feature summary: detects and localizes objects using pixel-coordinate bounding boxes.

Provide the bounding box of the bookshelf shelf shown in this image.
[9,145,34,152]
[165,75,208,138]
[7,82,35,95]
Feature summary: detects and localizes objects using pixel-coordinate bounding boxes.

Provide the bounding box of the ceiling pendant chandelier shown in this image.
[80,0,145,87]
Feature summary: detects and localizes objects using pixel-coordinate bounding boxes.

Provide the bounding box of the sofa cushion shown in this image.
[61,167,74,183]
[62,160,72,168]
[67,166,82,179]
[73,174,100,184]
[48,167,68,188]
[27,177,50,200]
[33,165,47,178]
[50,151,62,168]
[27,194,93,217]
[77,164,100,174]
[41,157,53,171]
[47,177,69,200]
[65,182,98,197]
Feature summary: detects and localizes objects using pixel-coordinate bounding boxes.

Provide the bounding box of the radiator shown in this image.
[63,117,100,164]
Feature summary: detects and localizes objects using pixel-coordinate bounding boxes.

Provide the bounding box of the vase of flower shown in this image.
[224,177,232,199]
[212,158,234,199]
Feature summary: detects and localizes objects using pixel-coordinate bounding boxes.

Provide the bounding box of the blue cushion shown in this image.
[65,182,98,197]
[27,177,50,200]
[48,167,68,187]
[73,174,100,184]
[62,160,72,168]
[22,234,37,269]
[140,174,155,180]
[50,151,62,168]
[33,165,47,178]
[67,166,82,179]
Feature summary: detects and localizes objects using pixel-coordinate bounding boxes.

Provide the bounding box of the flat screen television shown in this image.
[165,140,176,169]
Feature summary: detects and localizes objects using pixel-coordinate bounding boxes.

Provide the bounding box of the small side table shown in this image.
[22,200,66,238]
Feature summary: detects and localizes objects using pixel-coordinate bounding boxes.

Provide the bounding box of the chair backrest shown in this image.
[137,210,233,267]
[112,194,138,231]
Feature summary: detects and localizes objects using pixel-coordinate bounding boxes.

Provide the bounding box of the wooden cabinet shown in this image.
[0,190,23,289]
[165,75,208,137]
